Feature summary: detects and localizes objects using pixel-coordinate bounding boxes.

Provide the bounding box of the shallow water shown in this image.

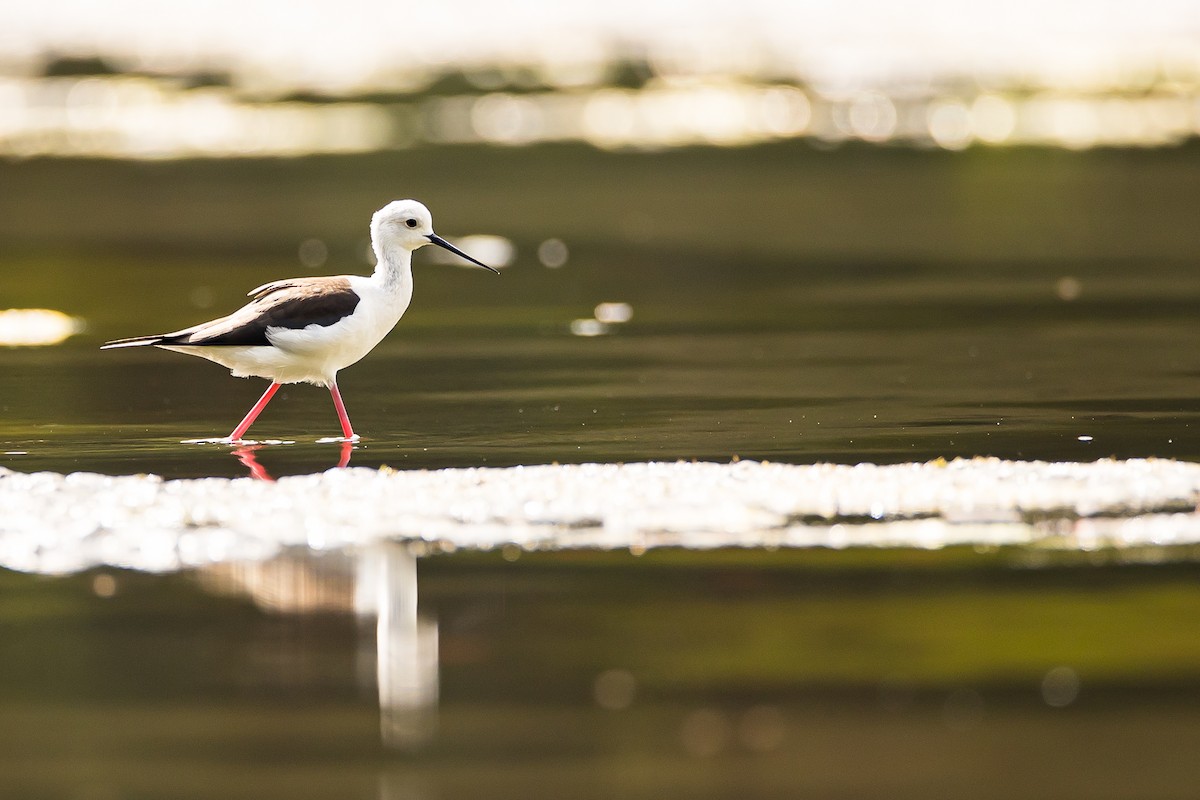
[5,246,1200,797]
[4,251,1200,478]
[4,549,1200,800]
[4,146,1200,797]
[6,146,1200,478]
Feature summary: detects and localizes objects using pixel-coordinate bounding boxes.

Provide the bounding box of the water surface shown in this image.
[3,550,1200,800]
[4,248,1200,478]
[4,145,1200,798]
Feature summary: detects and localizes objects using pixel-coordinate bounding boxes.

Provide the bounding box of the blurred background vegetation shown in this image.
[6,1,1200,262]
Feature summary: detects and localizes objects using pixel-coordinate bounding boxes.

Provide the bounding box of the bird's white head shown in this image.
[371,199,434,252]
[370,199,499,273]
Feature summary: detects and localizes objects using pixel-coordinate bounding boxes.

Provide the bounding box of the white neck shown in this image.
[372,242,414,293]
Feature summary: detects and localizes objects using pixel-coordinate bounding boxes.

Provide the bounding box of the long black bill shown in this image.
[427,233,501,274]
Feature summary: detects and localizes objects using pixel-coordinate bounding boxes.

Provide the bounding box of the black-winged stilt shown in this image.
[102,200,498,442]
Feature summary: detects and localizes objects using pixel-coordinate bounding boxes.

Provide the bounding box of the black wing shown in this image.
[101,277,360,348]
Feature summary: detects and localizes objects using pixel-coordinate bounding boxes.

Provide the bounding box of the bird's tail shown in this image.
[100,335,167,350]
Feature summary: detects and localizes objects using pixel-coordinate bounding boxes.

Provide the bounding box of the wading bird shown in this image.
[102,200,498,442]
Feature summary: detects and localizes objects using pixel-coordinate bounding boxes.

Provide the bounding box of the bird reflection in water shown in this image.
[198,543,438,750]
[231,440,354,480]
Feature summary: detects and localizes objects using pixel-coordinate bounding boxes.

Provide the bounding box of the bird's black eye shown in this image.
[405,218,418,228]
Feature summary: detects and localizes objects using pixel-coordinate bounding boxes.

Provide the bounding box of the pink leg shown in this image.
[227,382,282,442]
[329,378,356,440]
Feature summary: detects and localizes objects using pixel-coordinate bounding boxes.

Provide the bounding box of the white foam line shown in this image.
[2,457,1199,575]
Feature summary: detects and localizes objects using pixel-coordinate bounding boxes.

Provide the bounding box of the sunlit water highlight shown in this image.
[4,457,1200,576]
[0,308,84,345]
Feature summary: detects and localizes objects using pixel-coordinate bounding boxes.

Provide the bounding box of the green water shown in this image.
[4,143,1200,797]
[4,230,1200,478]
[6,145,1200,477]
[3,552,1200,799]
